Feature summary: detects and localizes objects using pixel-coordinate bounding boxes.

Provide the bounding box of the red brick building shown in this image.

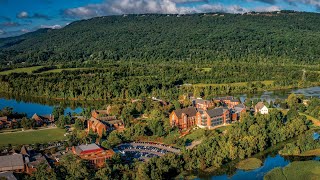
[87,116,125,137]
[192,99,214,110]
[213,96,240,108]
[72,144,115,168]
[196,107,230,129]
[169,107,197,130]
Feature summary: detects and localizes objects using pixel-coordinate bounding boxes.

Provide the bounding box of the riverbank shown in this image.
[264,161,320,180]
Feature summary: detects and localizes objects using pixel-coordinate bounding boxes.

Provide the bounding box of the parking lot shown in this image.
[115,142,180,161]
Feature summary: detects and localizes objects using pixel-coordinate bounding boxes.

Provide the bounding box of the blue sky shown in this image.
[0,0,319,38]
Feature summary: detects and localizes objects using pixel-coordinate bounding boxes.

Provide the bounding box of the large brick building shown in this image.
[196,107,230,129]
[88,112,125,137]
[72,144,115,168]
[213,96,240,108]
[169,107,197,130]
[192,99,214,110]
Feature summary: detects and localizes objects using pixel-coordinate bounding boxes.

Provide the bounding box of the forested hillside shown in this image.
[1,11,320,65]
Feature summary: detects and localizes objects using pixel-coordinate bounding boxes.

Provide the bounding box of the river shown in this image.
[0,86,319,118]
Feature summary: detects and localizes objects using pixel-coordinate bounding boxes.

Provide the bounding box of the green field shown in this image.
[236,158,262,170]
[41,68,94,74]
[192,80,274,87]
[264,161,320,180]
[0,128,67,146]
[0,66,43,75]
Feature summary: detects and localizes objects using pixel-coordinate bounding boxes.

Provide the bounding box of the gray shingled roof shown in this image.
[0,154,24,169]
[207,108,224,118]
[173,107,197,118]
[75,144,101,154]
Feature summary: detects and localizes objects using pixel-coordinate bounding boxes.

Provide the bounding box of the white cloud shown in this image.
[17,11,29,18]
[63,0,283,19]
[0,29,5,35]
[40,24,62,29]
[21,29,30,33]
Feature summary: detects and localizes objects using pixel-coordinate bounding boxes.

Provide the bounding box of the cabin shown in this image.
[196,107,230,129]
[170,107,197,130]
[72,143,114,168]
[255,102,269,114]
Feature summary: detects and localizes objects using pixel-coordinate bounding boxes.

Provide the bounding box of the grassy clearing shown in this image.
[184,129,206,141]
[0,128,67,146]
[236,158,263,170]
[264,161,320,180]
[299,113,320,126]
[0,66,43,75]
[300,148,320,156]
[41,68,94,73]
[192,80,274,87]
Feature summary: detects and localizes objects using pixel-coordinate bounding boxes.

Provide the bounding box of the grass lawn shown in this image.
[236,158,263,170]
[0,128,67,146]
[264,161,320,180]
[0,66,43,75]
[300,148,320,156]
[197,68,212,72]
[193,80,274,87]
[184,129,206,141]
[41,68,94,74]
[299,113,320,126]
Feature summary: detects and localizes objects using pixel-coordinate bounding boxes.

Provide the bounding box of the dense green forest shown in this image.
[0,62,319,100]
[1,11,320,65]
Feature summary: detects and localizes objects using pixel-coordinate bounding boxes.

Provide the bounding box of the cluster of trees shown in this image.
[280,130,320,155]
[1,12,320,65]
[0,62,318,101]
[305,98,320,119]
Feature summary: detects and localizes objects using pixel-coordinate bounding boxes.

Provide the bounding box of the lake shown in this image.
[0,86,319,118]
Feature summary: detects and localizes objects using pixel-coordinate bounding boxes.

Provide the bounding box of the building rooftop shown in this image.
[0,154,24,169]
[207,108,225,118]
[75,144,102,154]
[255,102,266,110]
[173,107,197,118]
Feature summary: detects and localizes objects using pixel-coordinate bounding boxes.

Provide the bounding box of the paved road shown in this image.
[129,142,181,154]
[0,126,58,134]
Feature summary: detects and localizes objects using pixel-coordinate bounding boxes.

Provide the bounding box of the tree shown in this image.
[52,106,64,121]
[57,154,89,179]
[31,162,57,180]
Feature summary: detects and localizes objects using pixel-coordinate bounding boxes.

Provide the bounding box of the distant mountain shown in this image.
[1,11,320,65]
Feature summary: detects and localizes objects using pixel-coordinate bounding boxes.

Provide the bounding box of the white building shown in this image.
[255,102,269,114]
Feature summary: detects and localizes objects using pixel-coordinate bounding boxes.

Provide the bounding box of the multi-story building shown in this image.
[169,107,197,130]
[213,96,240,108]
[88,114,125,137]
[196,107,230,129]
[192,99,214,110]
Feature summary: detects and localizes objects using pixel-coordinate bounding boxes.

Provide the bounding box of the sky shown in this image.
[0,0,320,38]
